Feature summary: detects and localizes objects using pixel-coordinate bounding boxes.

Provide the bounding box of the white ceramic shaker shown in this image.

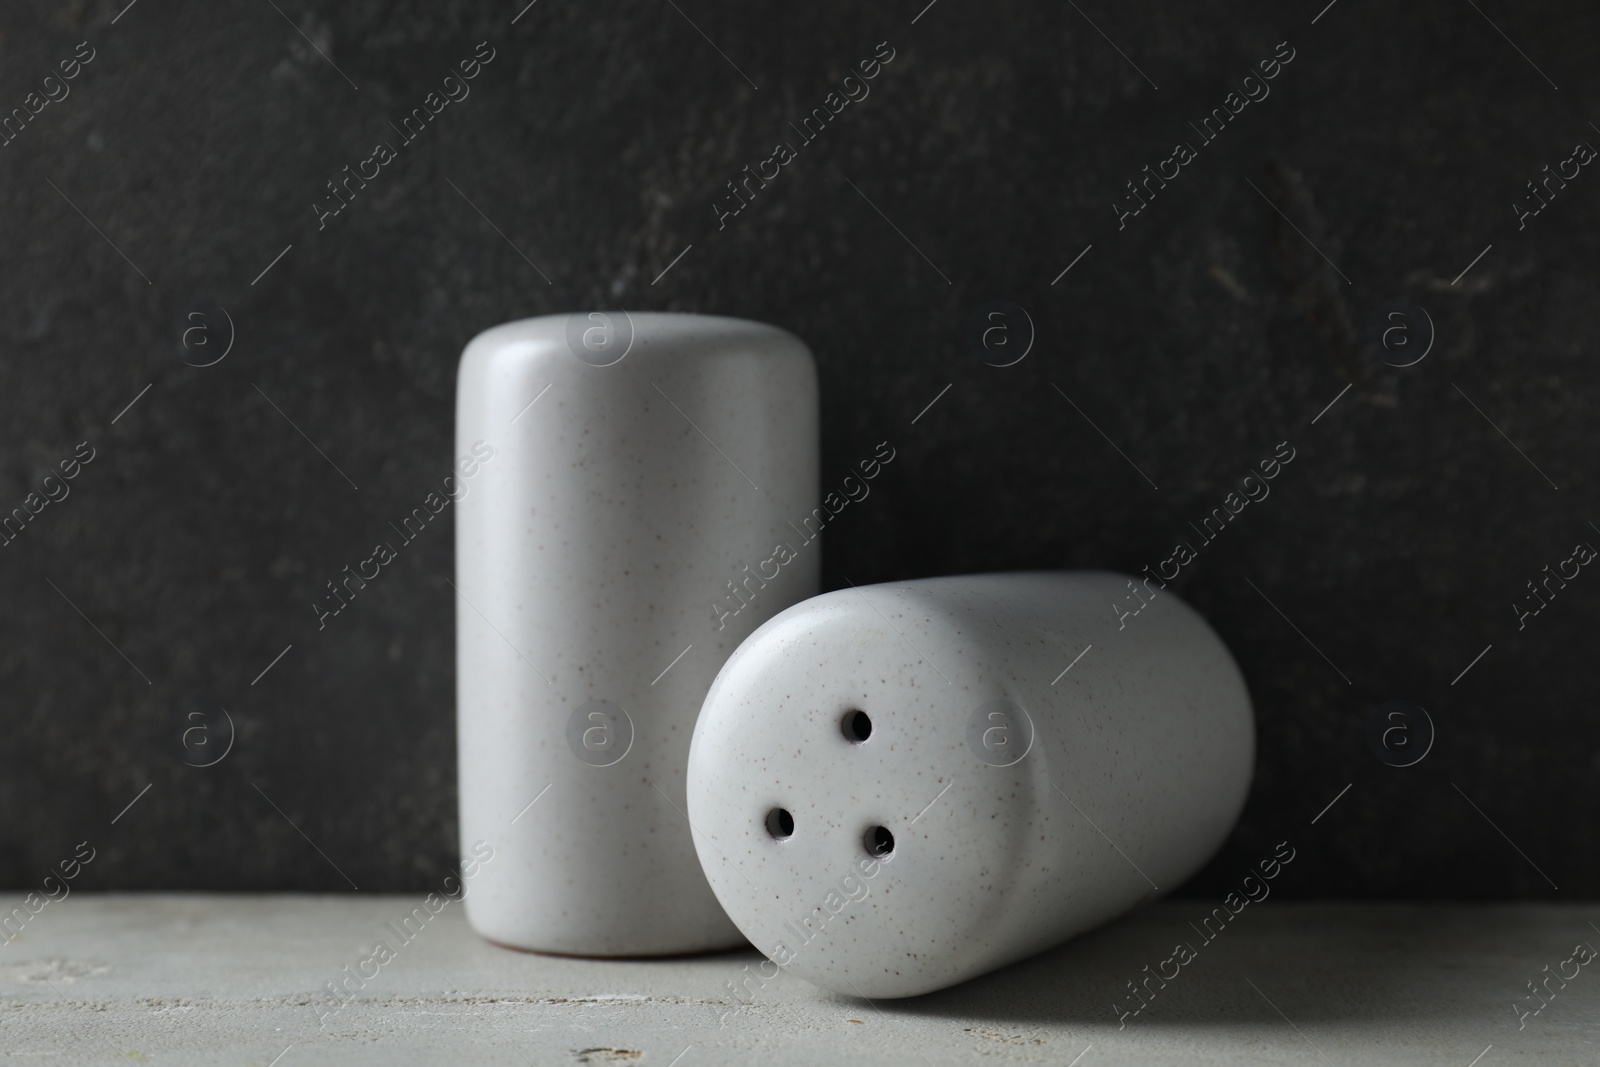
[456,312,818,956]
[687,570,1254,994]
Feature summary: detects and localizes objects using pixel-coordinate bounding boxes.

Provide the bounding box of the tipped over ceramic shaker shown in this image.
[687,570,1255,994]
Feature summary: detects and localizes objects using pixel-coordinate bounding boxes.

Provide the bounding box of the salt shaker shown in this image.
[456,312,818,955]
[687,570,1254,993]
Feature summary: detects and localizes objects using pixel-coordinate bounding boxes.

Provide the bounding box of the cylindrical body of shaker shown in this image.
[457,312,818,956]
[687,570,1254,995]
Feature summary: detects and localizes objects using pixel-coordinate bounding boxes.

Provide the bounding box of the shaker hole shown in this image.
[765,808,795,840]
[864,825,894,858]
[841,709,873,743]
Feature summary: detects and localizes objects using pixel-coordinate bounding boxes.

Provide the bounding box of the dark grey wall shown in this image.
[1,0,1595,899]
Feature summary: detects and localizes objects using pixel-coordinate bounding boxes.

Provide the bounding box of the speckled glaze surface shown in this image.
[687,571,1255,996]
[456,313,818,956]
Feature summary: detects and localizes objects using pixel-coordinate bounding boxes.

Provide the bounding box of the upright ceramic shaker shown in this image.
[456,312,818,955]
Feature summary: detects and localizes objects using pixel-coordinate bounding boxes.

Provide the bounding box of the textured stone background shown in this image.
[0,0,1594,898]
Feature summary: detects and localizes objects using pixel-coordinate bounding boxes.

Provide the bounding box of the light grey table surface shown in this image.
[0,895,1594,1065]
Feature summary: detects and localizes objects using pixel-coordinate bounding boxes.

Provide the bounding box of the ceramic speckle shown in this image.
[686,571,1254,996]
[456,312,818,956]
